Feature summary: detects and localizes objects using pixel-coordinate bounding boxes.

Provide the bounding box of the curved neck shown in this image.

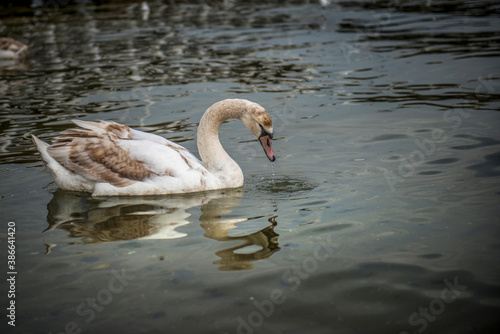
[197,99,249,181]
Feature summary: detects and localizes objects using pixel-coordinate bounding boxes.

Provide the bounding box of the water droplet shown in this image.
[271,162,276,184]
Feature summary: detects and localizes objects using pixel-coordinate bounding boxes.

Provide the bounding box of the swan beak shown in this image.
[259,135,276,162]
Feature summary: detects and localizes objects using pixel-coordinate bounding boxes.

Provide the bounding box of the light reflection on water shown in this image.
[46,189,280,271]
[1,0,500,333]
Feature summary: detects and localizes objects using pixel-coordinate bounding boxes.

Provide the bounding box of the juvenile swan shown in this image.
[0,38,31,59]
[32,99,276,196]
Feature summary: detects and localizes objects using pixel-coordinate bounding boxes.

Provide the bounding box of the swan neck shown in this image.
[197,99,248,176]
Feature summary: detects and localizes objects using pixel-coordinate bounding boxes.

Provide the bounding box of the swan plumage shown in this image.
[32,99,276,196]
[0,38,31,59]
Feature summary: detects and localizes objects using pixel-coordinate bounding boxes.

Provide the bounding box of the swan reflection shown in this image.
[45,189,279,270]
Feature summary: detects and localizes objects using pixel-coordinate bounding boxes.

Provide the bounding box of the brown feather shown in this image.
[48,122,158,187]
[0,38,31,58]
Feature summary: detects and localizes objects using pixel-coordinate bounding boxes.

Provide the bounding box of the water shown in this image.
[1,0,499,333]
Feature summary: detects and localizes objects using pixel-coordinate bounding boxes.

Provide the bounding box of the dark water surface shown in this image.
[1,0,500,333]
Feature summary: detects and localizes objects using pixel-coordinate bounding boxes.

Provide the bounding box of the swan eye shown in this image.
[259,124,273,139]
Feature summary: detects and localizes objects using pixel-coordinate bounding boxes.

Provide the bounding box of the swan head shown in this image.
[240,101,276,162]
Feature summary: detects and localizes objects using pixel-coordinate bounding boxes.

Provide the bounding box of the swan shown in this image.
[0,38,31,59]
[32,99,276,196]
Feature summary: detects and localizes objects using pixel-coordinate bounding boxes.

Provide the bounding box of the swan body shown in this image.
[0,38,31,59]
[32,99,276,196]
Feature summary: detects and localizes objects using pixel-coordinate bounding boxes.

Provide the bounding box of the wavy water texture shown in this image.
[1,1,499,334]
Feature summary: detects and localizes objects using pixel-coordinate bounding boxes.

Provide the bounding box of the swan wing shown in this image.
[127,127,207,174]
[119,127,208,177]
[47,120,206,188]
